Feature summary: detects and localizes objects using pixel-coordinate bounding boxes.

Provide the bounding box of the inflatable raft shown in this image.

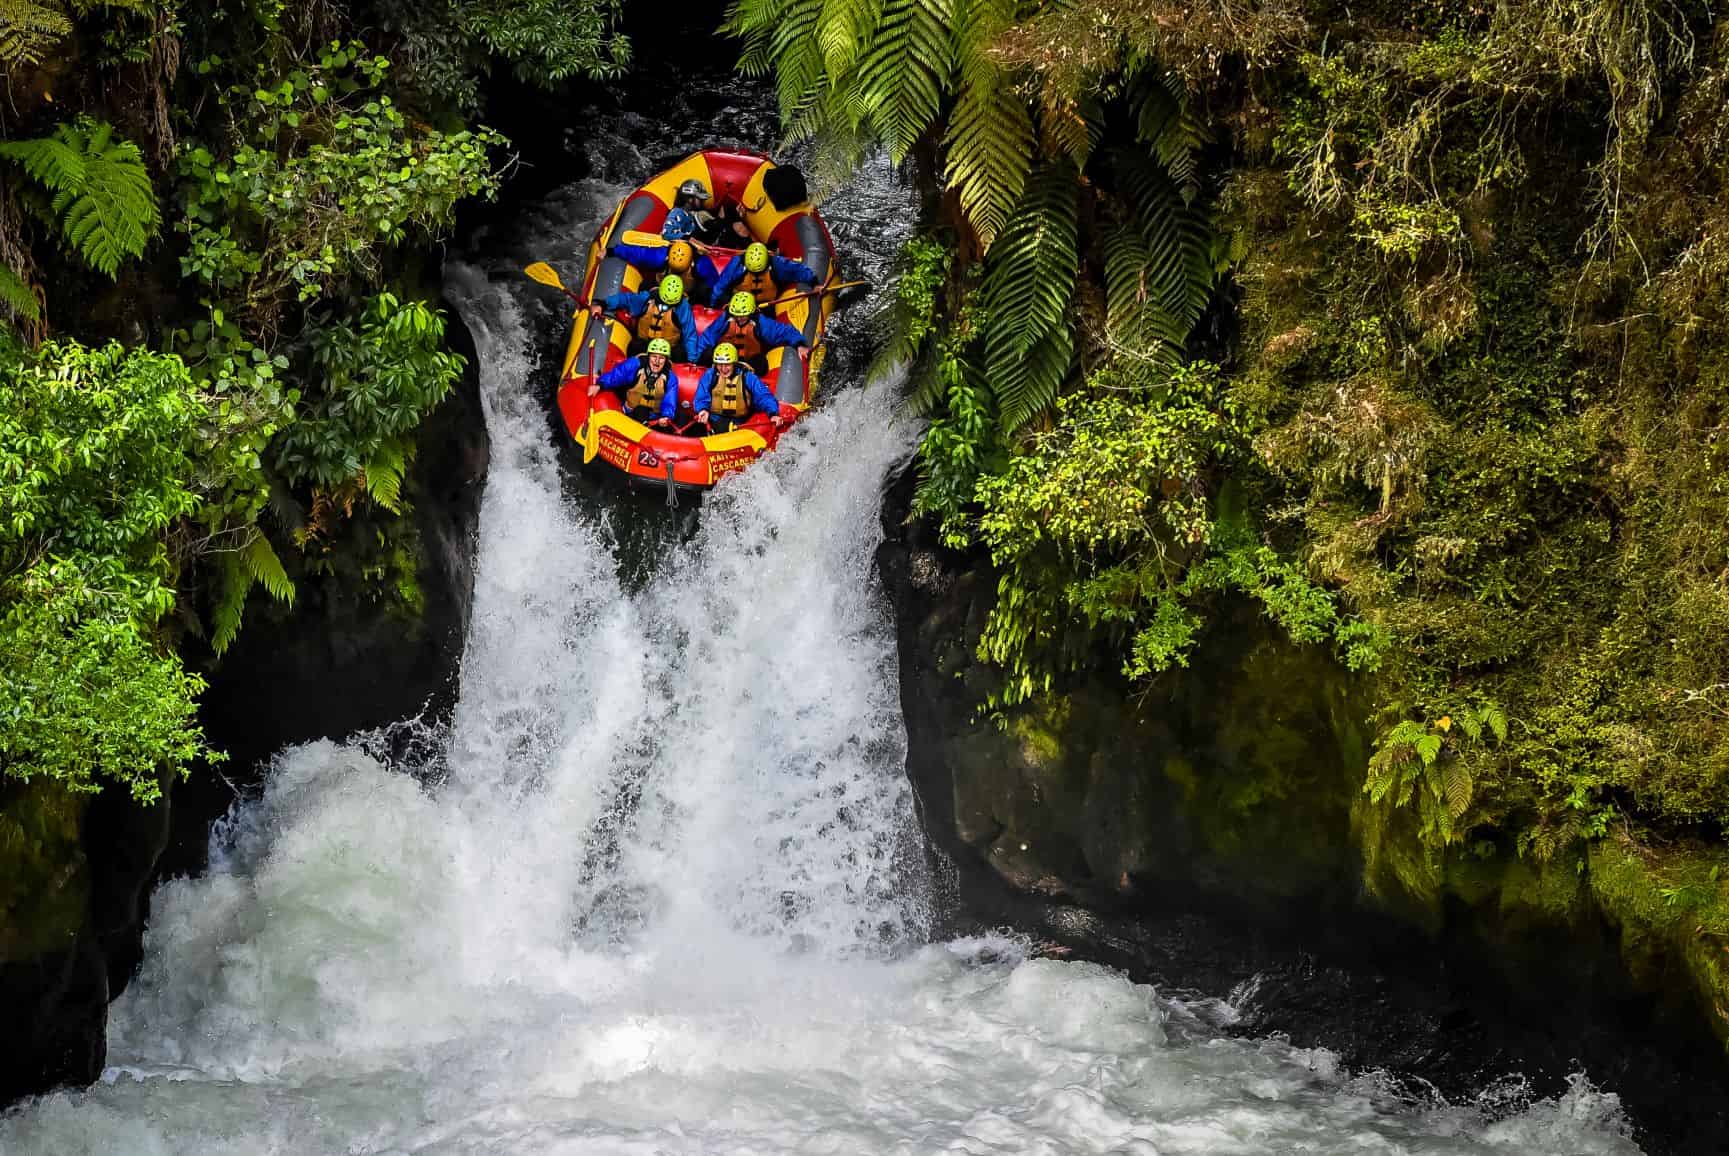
[553,149,840,491]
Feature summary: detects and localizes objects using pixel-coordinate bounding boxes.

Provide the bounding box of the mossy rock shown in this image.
[0,779,90,963]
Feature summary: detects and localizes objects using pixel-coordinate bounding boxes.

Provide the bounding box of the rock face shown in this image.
[877,467,1729,1155]
[0,305,488,1108]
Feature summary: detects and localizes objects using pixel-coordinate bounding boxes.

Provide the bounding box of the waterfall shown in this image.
[0,160,1644,1154]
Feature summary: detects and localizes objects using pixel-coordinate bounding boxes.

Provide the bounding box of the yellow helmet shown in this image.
[728,291,756,317]
[666,241,694,274]
[744,242,770,273]
[712,343,738,365]
[646,337,672,357]
[657,275,684,305]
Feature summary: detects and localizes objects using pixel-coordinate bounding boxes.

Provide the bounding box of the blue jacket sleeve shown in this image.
[658,370,684,420]
[709,255,744,304]
[595,358,639,392]
[608,242,668,271]
[690,312,728,362]
[755,313,809,349]
[675,300,701,351]
[771,254,818,286]
[600,289,648,315]
[743,369,781,416]
[692,368,715,415]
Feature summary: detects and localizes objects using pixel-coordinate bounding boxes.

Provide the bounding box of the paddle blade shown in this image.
[524,262,566,291]
[620,229,670,249]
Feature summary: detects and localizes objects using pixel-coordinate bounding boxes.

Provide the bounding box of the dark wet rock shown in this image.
[877,464,1729,1156]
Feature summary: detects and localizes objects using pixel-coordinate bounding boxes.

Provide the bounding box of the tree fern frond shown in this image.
[940,0,1031,249]
[988,322,1072,432]
[857,0,954,162]
[1044,96,1103,169]
[979,163,1078,359]
[1101,222,1189,356]
[0,118,159,279]
[242,532,295,606]
[0,0,72,68]
[1132,75,1206,203]
[1111,147,1214,332]
[0,262,41,323]
[1442,761,1473,820]
[816,0,883,82]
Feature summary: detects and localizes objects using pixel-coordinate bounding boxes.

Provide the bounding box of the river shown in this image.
[0,96,1645,1155]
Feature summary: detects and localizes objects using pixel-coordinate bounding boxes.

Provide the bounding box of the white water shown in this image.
[1,167,1645,1153]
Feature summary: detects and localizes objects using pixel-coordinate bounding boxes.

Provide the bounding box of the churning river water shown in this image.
[0,99,1646,1154]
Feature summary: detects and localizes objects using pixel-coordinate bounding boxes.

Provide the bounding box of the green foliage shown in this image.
[0,340,216,798]
[971,361,1372,708]
[0,117,160,278]
[0,0,72,67]
[464,0,631,87]
[273,293,460,490]
[177,43,504,316]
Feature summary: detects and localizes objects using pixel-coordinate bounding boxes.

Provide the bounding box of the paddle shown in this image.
[620,229,720,253]
[759,279,868,310]
[525,263,607,442]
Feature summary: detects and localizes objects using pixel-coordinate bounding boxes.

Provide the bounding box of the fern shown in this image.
[0,118,160,278]
[1132,74,1207,204]
[243,532,295,606]
[1110,147,1215,334]
[858,0,954,162]
[363,440,409,514]
[941,0,1031,249]
[0,262,41,323]
[980,164,1078,430]
[0,0,71,68]
[209,531,296,655]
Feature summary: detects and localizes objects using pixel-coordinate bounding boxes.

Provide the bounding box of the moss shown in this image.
[0,779,89,963]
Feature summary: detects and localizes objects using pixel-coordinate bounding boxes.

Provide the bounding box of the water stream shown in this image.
[0,106,1648,1155]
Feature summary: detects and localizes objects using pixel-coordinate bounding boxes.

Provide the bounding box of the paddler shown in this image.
[592,274,700,359]
[592,337,676,421]
[658,342,782,435]
[692,291,809,369]
[709,241,816,307]
[606,238,714,299]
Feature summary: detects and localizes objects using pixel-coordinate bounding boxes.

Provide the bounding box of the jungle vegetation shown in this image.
[728,0,1729,1034]
[0,0,627,800]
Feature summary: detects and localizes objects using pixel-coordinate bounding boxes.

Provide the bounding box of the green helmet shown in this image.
[728,291,756,317]
[712,343,738,365]
[646,337,672,357]
[657,275,684,305]
[744,242,770,273]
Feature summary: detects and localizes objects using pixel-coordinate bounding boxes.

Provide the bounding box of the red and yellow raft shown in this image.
[554,149,840,490]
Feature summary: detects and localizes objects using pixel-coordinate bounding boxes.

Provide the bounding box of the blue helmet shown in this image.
[662,209,697,240]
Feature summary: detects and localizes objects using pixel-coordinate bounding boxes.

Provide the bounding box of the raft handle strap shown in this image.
[664,459,678,509]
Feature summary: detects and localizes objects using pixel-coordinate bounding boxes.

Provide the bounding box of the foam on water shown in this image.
[0,162,1644,1154]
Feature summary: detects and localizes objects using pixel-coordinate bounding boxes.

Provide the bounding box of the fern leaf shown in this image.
[363,441,409,514]
[941,0,1031,249]
[242,532,296,607]
[0,262,41,322]
[0,0,72,68]
[980,163,1078,357]
[1132,74,1206,203]
[990,324,1072,432]
[0,118,159,279]
[1443,761,1473,820]
[210,550,250,656]
[1044,96,1103,169]
[0,135,85,192]
[1486,705,1508,743]
[816,0,882,82]
[1110,147,1215,334]
[857,0,953,162]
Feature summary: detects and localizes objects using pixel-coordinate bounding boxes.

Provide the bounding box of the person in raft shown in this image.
[692,291,808,371]
[656,342,780,434]
[710,241,816,307]
[591,337,675,422]
[676,178,751,246]
[592,274,700,358]
[606,238,713,300]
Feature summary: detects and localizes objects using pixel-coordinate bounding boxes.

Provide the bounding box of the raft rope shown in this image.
[664,459,679,509]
